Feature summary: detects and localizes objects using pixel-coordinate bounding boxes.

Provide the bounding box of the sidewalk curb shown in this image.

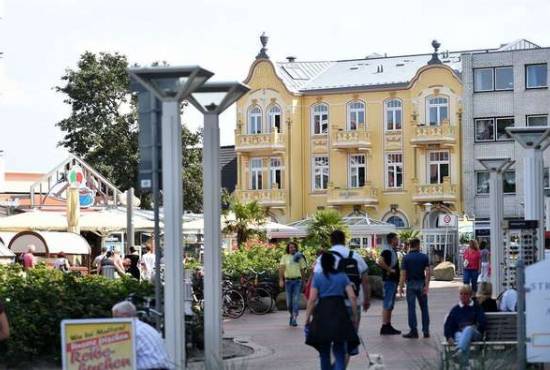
[187,336,273,369]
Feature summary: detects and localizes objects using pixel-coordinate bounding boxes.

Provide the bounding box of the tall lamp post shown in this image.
[127,66,213,368]
[188,82,250,370]
[506,127,550,263]
[477,157,513,296]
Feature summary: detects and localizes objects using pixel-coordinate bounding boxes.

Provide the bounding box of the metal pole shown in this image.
[152,98,162,332]
[489,170,505,296]
[524,149,545,262]
[517,258,526,370]
[161,101,185,367]
[203,112,223,369]
[126,188,134,254]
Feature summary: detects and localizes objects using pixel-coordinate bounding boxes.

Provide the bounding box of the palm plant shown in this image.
[223,196,266,245]
[306,209,350,250]
[398,229,421,251]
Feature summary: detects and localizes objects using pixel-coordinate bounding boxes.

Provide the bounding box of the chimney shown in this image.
[286,56,296,63]
[0,151,5,193]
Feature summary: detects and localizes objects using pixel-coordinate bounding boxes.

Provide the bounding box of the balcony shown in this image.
[331,127,372,151]
[327,182,378,206]
[235,128,286,153]
[236,189,287,207]
[412,177,458,203]
[410,120,457,147]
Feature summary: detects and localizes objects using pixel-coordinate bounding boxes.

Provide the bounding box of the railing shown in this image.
[235,129,286,152]
[331,129,372,150]
[412,177,458,202]
[410,120,456,146]
[327,182,378,205]
[236,189,287,207]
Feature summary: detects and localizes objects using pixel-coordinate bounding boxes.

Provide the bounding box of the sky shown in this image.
[1,0,550,172]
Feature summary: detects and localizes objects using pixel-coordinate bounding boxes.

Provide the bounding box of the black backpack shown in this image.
[331,250,361,296]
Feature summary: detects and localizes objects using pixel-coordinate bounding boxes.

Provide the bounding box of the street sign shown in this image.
[525,257,550,363]
[438,214,457,227]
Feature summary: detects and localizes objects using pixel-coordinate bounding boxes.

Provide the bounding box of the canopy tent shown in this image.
[0,211,67,232]
[286,215,397,239]
[9,231,91,256]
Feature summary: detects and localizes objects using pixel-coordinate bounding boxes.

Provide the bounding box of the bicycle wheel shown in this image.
[248,287,273,315]
[223,289,245,319]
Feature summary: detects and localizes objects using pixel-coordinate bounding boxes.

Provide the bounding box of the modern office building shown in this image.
[235,35,466,249]
[461,40,550,243]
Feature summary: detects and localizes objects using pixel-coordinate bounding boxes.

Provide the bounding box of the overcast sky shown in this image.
[1,0,549,172]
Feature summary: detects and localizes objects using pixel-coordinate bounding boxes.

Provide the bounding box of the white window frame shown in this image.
[427,96,449,126]
[311,104,329,135]
[268,105,282,133]
[526,64,548,89]
[312,155,329,190]
[385,152,403,189]
[269,157,283,189]
[526,114,549,127]
[384,99,402,131]
[428,151,450,184]
[249,158,263,190]
[347,101,365,131]
[348,154,366,188]
[248,106,263,135]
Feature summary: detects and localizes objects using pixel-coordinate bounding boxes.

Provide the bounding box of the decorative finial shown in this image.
[427,39,442,65]
[256,32,270,60]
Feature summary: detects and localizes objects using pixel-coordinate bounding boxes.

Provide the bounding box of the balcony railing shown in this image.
[236,189,287,207]
[331,127,372,150]
[327,182,378,206]
[235,128,286,153]
[410,120,457,146]
[412,177,458,203]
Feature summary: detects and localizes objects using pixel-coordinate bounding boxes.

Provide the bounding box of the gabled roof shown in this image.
[496,39,540,51]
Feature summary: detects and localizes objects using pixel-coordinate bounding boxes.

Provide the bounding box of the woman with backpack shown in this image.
[304,252,359,370]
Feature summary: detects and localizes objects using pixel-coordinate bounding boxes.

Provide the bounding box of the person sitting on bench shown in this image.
[444,285,487,368]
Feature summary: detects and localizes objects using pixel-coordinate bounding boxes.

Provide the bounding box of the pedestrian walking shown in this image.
[279,242,306,327]
[313,230,370,363]
[305,252,359,370]
[125,246,141,280]
[23,245,37,270]
[478,240,490,283]
[463,240,481,293]
[140,246,156,282]
[377,232,401,335]
[399,238,431,339]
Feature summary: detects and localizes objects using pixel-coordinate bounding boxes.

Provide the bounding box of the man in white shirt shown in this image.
[112,301,173,370]
[314,230,370,358]
[500,287,517,312]
[140,246,156,282]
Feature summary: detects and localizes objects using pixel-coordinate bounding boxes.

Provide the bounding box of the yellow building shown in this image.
[235,36,463,247]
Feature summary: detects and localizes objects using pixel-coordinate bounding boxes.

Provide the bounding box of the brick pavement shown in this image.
[223,279,463,370]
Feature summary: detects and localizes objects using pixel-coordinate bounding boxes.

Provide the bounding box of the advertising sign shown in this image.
[526,258,550,363]
[104,233,124,254]
[61,318,136,370]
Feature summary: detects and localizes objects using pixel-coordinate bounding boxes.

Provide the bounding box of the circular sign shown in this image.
[443,215,451,224]
[68,165,85,187]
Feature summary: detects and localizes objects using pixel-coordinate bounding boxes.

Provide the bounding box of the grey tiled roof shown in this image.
[220,145,237,193]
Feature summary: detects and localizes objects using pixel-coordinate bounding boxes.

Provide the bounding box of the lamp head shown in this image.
[127,65,213,102]
[506,127,550,150]
[477,157,513,172]
[187,81,250,115]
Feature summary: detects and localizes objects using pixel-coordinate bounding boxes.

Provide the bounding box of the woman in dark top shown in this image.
[125,246,141,280]
[476,282,498,312]
[304,252,359,370]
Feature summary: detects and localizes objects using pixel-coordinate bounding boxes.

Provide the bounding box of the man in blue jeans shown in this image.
[399,238,431,339]
[378,232,401,335]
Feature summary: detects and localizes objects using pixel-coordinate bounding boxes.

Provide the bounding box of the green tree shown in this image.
[55,51,204,212]
[306,209,350,250]
[397,229,421,251]
[223,196,266,245]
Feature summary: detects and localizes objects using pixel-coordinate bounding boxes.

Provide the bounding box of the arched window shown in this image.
[385,99,402,131]
[347,101,365,130]
[248,106,263,134]
[311,104,329,135]
[386,215,406,228]
[427,96,448,126]
[268,105,282,133]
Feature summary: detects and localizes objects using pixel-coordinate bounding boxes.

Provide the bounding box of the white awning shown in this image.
[9,231,91,256]
[287,215,397,238]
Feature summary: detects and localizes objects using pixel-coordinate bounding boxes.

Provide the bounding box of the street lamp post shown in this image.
[128,66,213,368]
[188,82,250,370]
[478,157,513,296]
[506,127,550,263]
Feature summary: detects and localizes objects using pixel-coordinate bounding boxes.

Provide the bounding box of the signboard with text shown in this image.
[526,258,550,363]
[61,318,136,370]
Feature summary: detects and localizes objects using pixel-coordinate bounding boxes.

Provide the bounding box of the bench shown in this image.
[442,312,517,369]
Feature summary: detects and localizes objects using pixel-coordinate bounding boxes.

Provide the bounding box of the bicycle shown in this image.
[238,269,274,315]
[126,294,164,333]
[222,279,245,319]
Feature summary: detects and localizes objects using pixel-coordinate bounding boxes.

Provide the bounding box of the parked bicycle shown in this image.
[222,279,246,319]
[238,269,274,315]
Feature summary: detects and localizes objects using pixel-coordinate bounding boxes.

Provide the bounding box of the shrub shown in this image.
[0,264,154,366]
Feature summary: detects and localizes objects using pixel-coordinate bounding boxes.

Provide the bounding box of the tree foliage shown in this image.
[306,209,350,250]
[55,51,204,212]
[222,196,266,245]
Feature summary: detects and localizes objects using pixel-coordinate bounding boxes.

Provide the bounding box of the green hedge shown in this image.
[0,264,153,366]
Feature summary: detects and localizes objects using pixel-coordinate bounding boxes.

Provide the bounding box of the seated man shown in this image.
[112,301,174,370]
[444,285,487,368]
[499,286,517,312]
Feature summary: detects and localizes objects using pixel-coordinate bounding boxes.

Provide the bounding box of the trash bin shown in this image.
[102,265,116,280]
